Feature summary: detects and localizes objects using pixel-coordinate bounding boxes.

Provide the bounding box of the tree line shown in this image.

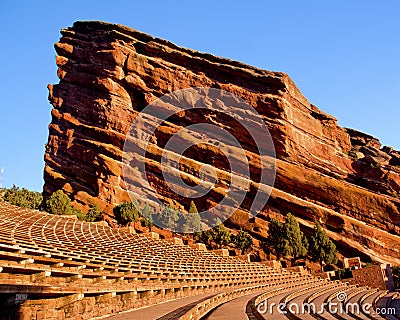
[112,199,254,255]
[1,185,338,265]
[263,213,338,267]
[0,186,254,255]
[1,186,101,222]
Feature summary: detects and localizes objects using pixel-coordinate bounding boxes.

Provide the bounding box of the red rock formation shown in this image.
[45,21,400,264]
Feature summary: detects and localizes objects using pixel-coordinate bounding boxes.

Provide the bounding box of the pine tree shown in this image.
[182,211,202,234]
[309,222,338,267]
[265,218,287,259]
[284,213,308,263]
[141,204,154,232]
[181,200,202,234]
[199,218,231,248]
[232,229,253,254]
[188,200,198,214]
[213,218,231,248]
[113,201,141,225]
[158,204,181,231]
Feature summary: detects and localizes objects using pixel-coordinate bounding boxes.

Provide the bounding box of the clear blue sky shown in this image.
[0,1,399,191]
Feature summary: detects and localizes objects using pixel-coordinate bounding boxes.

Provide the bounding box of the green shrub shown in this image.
[231,229,253,255]
[84,204,103,222]
[113,201,141,225]
[348,149,358,160]
[260,240,272,259]
[156,204,181,231]
[3,185,42,209]
[199,218,231,248]
[188,200,198,214]
[338,268,353,279]
[265,218,286,259]
[309,221,338,266]
[284,213,308,263]
[141,204,154,231]
[44,189,90,220]
[181,201,202,234]
[71,207,86,220]
[212,219,231,248]
[182,212,202,234]
[44,190,73,215]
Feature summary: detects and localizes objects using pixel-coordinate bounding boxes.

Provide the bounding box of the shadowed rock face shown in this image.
[45,21,400,264]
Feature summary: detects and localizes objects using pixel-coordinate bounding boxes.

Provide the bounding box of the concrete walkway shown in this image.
[106,293,216,320]
[202,290,265,320]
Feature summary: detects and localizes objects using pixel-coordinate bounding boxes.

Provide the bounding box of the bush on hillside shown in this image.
[3,185,42,209]
[44,190,73,215]
[113,201,141,225]
[199,218,231,248]
[231,229,253,255]
[44,190,88,221]
[84,204,103,222]
[141,204,154,232]
[156,204,181,231]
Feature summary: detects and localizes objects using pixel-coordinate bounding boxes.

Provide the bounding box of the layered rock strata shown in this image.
[45,21,400,264]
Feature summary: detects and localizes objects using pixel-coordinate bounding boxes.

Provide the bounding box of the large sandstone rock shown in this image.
[44,21,400,264]
[345,128,382,149]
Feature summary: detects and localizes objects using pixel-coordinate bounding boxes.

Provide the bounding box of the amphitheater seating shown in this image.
[0,201,397,319]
